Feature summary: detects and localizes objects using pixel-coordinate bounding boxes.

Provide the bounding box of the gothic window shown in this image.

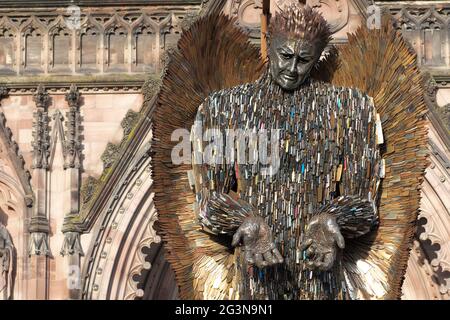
[49,26,72,71]
[0,27,15,74]
[401,22,422,64]
[81,26,99,67]
[160,24,180,54]
[81,28,99,65]
[134,25,156,72]
[160,14,179,56]
[422,18,444,67]
[106,25,128,70]
[395,8,446,68]
[23,26,43,71]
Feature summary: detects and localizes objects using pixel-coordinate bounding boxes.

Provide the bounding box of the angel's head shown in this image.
[268,5,332,91]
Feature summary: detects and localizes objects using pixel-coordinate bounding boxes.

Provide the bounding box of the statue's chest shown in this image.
[234,93,342,221]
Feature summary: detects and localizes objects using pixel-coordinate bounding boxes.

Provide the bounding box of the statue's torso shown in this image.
[199,77,378,299]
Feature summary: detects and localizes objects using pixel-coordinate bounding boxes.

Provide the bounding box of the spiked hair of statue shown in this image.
[269,5,332,52]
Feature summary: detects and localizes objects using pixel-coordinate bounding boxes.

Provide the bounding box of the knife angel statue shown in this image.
[151,5,428,300]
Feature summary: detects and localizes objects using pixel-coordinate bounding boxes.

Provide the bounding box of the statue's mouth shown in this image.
[281,73,298,82]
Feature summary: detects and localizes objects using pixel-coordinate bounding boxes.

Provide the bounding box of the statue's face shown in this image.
[269,36,322,91]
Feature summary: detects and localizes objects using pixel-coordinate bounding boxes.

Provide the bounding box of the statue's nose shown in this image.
[288,60,297,74]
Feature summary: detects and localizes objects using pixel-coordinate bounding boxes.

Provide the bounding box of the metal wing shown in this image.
[327,17,429,299]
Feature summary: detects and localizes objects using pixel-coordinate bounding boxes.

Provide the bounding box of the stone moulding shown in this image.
[60,232,84,257]
[0,75,148,95]
[80,143,155,299]
[28,84,52,257]
[123,207,161,300]
[0,6,203,78]
[0,88,34,207]
[0,0,204,8]
[28,232,50,256]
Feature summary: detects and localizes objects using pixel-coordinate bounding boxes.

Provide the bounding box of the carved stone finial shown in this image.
[31,85,51,170]
[33,84,50,109]
[64,85,83,169]
[101,142,119,170]
[423,72,438,103]
[53,109,64,122]
[142,78,161,103]
[179,11,200,30]
[121,110,140,137]
[80,176,99,207]
[65,84,81,109]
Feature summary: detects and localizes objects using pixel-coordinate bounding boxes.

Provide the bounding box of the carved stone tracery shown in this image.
[64,84,82,169]
[21,18,46,72]
[101,143,120,171]
[0,18,18,74]
[105,15,130,70]
[0,6,201,78]
[31,84,51,170]
[48,19,73,71]
[0,88,33,206]
[132,18,158,72]
[386,4,450,70]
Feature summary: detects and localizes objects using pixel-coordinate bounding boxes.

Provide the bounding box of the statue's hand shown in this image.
[299,213,345,271]
[232,216,284,268]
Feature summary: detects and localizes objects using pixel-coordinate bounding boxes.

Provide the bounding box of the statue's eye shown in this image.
[281,53,293,59]
[298,57,310,64]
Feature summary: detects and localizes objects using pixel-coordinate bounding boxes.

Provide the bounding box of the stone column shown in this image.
[60,84,84,300]
[29,84,51,299]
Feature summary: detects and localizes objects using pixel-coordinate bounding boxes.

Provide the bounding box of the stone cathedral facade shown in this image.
[0,0,448,300]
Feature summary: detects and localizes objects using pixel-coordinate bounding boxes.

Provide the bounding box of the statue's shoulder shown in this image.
[206,82,256,101]
[312,81,374,104]
[198,82,257,116]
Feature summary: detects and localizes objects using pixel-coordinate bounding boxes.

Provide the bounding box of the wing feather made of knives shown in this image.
[151,12,265,299]
[323,17,429,299]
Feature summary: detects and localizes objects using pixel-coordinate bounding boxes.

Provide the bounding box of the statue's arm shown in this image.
[197,190,256,236]
[301,194,379,271]
[313,94,382,239]
[313,195,378,239]
[300,93,382,271]
[196,187,283,267]
[191,100,283,267]
[191,102,254,236]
